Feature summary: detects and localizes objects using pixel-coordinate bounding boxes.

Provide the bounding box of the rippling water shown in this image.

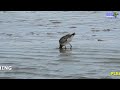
[0,11,120,79]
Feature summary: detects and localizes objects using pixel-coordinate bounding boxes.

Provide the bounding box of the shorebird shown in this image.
[59,32,75,49]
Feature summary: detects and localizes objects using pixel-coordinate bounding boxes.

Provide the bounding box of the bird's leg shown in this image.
[69,43,72,49]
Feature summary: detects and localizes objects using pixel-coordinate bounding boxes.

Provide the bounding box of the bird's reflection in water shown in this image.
[58,48,73,57]
[59,48,72,54]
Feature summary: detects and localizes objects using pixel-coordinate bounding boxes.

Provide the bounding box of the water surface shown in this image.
[0,11,120,79]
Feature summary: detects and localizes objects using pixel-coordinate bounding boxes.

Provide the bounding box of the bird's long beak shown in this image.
[59,44,63,49]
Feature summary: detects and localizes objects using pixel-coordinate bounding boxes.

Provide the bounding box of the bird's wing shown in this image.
[59,34,72,43]
[59,36,67,43]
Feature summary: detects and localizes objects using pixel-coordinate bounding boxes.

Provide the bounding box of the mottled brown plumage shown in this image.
[59,33,75,49]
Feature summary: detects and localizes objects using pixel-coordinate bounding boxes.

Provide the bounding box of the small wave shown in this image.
[69,26,77,28]
[0,77,16,79]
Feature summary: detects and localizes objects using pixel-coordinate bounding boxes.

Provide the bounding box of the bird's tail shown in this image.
[72,32,75,36]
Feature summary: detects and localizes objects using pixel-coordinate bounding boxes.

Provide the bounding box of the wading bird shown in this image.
[59,32,75,49]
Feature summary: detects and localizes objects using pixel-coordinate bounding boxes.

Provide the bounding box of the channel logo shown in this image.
[0,66,12,71]
[106,11,119,18]
[110,72,120,76]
